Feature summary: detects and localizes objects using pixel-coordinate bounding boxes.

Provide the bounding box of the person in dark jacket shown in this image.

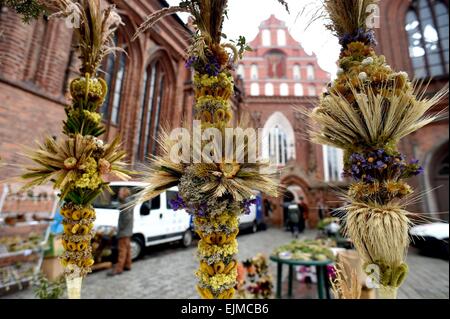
[297,197,308,233]
[288,201,300,238]
[108,187,133,276]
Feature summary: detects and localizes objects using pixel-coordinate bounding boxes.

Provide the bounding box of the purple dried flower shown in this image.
[169,194,186,211]
[339,28,377,48]
[185,56,198,69]
[242,198,257,215]
[197,204,207,217]
[375,160,386,170]
[413,166,424,176]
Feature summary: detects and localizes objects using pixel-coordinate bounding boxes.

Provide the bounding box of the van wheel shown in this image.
[131,236,145,260]
[251,221,258,233]
[181,230,193,247]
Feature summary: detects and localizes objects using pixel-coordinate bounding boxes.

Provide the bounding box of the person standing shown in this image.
[287,201,300,238]
[297,197,308,233]
[108,187,134,276]
[317,200,325,221]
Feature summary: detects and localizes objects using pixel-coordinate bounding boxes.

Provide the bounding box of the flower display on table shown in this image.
[15,0,130,298]
[304,0,448,299]
[236,254,273,299]
[132,0,286,299]
[273,239,336,262]
[317,217,340,231]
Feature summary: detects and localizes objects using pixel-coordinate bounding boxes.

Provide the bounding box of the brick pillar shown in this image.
[0,9,34,80]
[34,18,73,96]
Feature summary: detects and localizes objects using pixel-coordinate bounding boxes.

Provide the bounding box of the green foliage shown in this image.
[63,108,106,137]
[33,273,65,299]
[64,186,106,206]
[1,0,46,23]
[230,36,252,59]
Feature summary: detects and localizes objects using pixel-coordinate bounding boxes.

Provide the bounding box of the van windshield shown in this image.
[93,186,142,209]
[166,190,179,210]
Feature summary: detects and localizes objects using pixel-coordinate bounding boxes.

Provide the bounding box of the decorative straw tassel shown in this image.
[17,0,130,299]
[302,0,448,299]
[133,0,285,300]
[195,213,239,299]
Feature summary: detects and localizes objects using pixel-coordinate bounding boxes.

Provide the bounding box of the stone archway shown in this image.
[428,141,449,221]
[277,175,318,228]
[281,175,312,205]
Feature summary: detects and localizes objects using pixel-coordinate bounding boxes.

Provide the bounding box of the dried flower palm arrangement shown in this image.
[16,0,129,298]
[133,0,285,299]
[304,0,448,299]
[331,260,362,299]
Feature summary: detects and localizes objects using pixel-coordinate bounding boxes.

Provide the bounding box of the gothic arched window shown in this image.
[237,64,245,78]
[265,83,274,96]
[280,83,289,96]
[250,83,260,96]
[262,29,271,46]
[294,83,304,96]
[262,112,296,167]
[306,64,315,80]
[323,145,344,182]
[277,29,286,46]
[405,0,449,78]
[101,33,127,125]
[293,64,301,80]
[250,64,258,80]
[268,126,288,166]
[136,59,171,161]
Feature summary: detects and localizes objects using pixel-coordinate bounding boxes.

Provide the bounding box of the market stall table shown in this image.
[270,255,334,299]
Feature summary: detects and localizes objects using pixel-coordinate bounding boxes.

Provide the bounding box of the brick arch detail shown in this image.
[114,14,146,154]
[379,0,449,74]
[147,48,178,124]
[281,174,312,205]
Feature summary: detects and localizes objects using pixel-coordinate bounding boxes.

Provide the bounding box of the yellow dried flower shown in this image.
[74,157,103,189]
[220,162,241,179]
[64,157,78,170]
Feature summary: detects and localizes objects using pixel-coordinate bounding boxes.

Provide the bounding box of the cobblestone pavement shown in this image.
[2,228,448,299]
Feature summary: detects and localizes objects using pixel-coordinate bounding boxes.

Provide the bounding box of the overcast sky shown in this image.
[166,0,340,76]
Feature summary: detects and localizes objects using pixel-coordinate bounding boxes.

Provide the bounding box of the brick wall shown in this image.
[0,1,195,180]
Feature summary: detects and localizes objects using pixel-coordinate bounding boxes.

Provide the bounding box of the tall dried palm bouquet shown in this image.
[14,0,129,298]
[304,0,448,299]
[133,0,286,299]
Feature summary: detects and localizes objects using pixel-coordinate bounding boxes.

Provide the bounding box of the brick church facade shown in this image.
[238,7,449,226]
[0,1,448,227]
[0,0,196,169]
[237,15,342,227]
[376,0,449,222]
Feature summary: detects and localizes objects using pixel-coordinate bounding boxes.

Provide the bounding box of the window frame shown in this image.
[322,145,344,182]
[405,0,449,78]
[136,56,173,162]
[101,33,128,126]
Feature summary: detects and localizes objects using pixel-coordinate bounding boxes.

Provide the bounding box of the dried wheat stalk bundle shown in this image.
[302,0,448,299]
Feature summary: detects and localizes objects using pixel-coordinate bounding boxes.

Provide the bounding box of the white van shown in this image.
[238,202,258,233]
[93,181,259,260]
[93,181,193,260]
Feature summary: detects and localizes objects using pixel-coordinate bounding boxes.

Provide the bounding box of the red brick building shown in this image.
[376,0,449,221]
[0,0,197,171]
[0,1,448,226]
[239,8,449,226]
[239,15,342,227]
